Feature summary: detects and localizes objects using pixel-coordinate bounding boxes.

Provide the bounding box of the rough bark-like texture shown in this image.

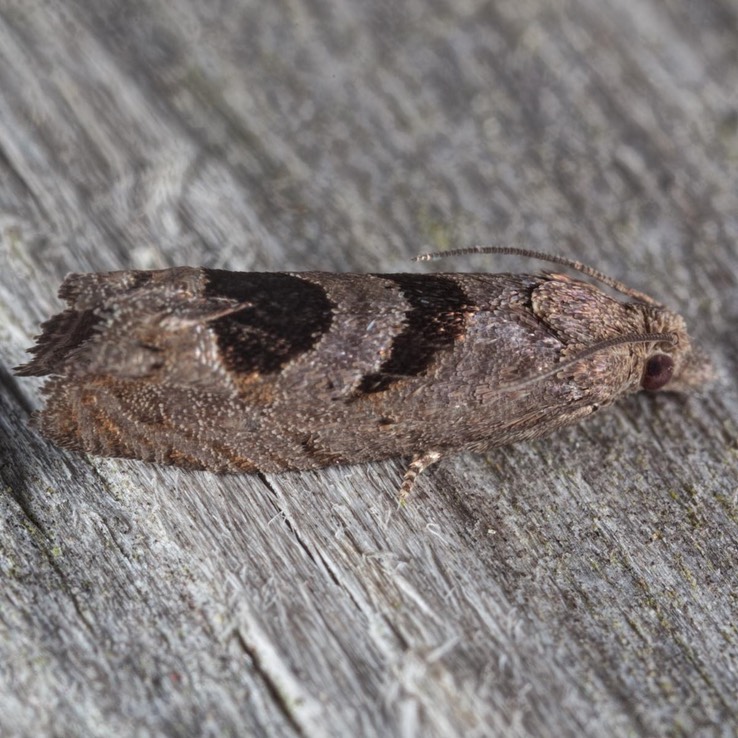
[1,2,736,737]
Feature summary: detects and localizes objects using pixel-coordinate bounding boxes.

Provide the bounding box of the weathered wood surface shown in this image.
[1,1,736,736]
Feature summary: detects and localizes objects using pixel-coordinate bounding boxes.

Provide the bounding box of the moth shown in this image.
[16,247,711,497]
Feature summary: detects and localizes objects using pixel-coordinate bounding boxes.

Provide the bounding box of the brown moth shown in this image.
[16,247,711,497]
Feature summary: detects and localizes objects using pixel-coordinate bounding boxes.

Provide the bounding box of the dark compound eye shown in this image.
[642,354,674,391]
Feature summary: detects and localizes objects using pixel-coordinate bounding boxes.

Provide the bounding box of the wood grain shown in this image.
[1,1,736,736]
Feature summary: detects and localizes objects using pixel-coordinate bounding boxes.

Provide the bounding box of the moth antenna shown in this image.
[495,331,678,393]
[414,246,659,305]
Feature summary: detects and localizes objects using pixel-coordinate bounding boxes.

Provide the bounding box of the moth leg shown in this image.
[399,450,442,505]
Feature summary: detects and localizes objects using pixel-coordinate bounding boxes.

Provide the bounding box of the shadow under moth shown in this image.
[16,247,711,498]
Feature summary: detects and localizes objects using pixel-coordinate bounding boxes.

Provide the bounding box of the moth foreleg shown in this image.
[398,450,443,505]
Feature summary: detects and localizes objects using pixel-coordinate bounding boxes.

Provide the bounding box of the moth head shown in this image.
[637,305,713,394]
[499,301,713,399]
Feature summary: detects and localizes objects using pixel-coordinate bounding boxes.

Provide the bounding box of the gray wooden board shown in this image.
[0,1,736,736]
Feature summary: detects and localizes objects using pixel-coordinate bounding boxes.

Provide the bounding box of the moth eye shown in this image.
[642,354,674,391]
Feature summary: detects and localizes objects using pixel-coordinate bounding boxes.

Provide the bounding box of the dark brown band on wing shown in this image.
[358,274,471,394]
[204,270,334,375]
